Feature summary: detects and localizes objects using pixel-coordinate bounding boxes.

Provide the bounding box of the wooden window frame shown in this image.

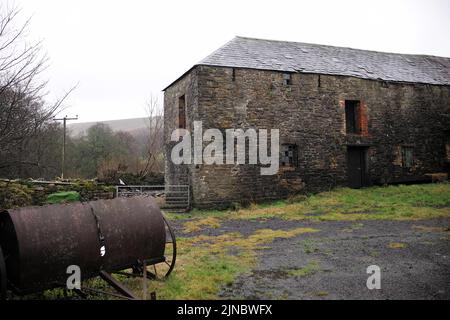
[401,146,414,168]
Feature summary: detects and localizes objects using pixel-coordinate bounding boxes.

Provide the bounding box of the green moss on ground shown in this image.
[46,191,81,204]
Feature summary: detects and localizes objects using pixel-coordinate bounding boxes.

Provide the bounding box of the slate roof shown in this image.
[165,37,450,90]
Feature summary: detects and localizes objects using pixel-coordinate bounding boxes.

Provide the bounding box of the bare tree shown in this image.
[0,4,74,174]
[138,95,164,178]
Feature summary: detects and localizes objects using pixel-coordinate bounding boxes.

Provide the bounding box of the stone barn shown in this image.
[163,36,450,208]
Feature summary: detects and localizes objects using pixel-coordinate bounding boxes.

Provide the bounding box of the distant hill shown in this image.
[68,117,152,137]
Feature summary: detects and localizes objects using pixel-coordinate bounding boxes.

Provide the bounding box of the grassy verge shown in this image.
[170,183,450,223]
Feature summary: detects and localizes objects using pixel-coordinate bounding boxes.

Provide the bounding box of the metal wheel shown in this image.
[145,214,176,280]
[0,246,7,300]
[161,214,177,278]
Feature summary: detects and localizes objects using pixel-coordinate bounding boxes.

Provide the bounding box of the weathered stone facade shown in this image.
[164,38,450,208]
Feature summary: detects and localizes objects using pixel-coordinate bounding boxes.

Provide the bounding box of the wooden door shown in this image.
[347,147,368,188]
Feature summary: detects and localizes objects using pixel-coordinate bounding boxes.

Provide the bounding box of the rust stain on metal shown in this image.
[0,196,168,295]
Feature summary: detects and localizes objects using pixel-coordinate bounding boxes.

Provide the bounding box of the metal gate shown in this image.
[115,185,190,212]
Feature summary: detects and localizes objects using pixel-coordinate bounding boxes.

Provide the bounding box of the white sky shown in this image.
[14,0,450,122]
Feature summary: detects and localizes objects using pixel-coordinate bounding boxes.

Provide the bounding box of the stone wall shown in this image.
[164,65,450,208]
[0,180,116,209]
[164,69,198,189]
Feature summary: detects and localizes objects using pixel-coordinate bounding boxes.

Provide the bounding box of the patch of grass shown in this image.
[388,242,407,249]
[299,239,320,254]
[16,276,114,300]
[315,291,329,297]
[288,260,320,277]
[148,249,243,299]
[342,222,364,232]
[183,217,221,233]
[286,194,308,204]
[412,225,446,233]
[370,251,380,257]
[248,227,319,244]
[351,222,364,229]
[183,183,450,222]
[133,227,319,299]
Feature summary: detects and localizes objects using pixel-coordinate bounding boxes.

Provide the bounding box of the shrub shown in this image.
[0,182,33,209]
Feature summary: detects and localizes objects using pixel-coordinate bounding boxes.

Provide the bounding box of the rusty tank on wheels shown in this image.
[0,196,176,299]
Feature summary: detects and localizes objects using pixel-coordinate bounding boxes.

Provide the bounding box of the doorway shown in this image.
[347,146,370,188]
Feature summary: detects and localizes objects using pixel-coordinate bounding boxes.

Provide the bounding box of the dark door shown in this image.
[347,147,369,188]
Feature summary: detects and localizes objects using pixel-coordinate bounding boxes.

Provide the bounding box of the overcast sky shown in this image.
[14,0,450,122]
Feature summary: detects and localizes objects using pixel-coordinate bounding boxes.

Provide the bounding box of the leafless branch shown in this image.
[139,95,164,177]
[0,4,75,175]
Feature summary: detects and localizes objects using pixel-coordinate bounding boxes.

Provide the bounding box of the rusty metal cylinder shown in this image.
[0,197,166,294]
